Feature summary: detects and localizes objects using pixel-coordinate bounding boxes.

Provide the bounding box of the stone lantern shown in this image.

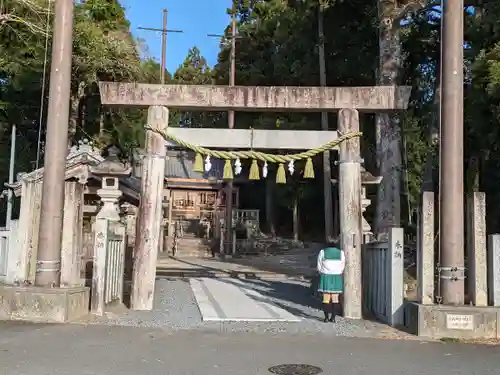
[332,166,382,243]
[90,146,132,221]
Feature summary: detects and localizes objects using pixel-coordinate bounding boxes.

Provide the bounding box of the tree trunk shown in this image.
[466,155,480,192]
[374,11,402,240]
[265,177,276,237]
[422,36,441,192]
[68,82,86,148]
[332,184,339,240]
[99,106,105,138]
[292,195,299,242]
[318,4,334,241]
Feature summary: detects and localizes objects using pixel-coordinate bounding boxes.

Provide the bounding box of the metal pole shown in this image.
[35,0,74,287]
[224,9,237,255]
[160,9,167,84]
[439,0,464,305]
[317,4,334,242]
[6,124,16,230]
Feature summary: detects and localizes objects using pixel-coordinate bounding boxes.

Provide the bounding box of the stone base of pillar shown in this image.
[0,285,89,323]
[405,302,500,340]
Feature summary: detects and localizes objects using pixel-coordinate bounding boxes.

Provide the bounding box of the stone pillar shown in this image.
[388,227,404,326]
[17,179,43,284]
[467,192,488,306]
[28,181,43,283]
[131,106,168,310]
[337,108,362,319]
[488,234,500,306]
[90,146,131,315]
[417,191,435,305]
[121,202,137,284]
[121,203,137,245]
[16,179,34,282]
[60,181,85,286]
[91,190,122,315]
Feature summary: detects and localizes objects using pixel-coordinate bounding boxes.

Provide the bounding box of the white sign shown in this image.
[446,314,474,330]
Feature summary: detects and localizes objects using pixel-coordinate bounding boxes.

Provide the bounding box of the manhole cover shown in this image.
[268,364,323,375]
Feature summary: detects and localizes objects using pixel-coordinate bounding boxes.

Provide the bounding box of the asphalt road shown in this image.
[0,322,498,375]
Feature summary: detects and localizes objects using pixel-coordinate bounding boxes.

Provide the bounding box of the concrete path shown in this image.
[190,278,300,322]
[0,322,499,375]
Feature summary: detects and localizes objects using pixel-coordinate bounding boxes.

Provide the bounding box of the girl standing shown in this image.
[316,245,345,322]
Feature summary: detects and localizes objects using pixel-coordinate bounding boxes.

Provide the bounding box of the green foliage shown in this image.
[5,0,500,235]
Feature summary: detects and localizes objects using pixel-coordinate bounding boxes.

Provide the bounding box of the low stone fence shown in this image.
[0,220,20,283]
[362,228,404,326]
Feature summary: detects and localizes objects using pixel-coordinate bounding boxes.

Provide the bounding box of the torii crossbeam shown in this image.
[99,82,410,111]
[98,82,411,319]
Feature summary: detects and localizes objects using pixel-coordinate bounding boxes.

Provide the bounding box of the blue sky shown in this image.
[120,0,231,74]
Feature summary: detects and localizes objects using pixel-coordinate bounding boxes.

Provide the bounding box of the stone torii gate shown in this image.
[98,82,410,319]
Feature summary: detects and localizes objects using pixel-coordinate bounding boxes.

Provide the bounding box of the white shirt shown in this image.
[317,248,345,275]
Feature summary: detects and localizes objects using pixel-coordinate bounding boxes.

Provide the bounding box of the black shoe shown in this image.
[322,303,330,322]
[328,315,336,323]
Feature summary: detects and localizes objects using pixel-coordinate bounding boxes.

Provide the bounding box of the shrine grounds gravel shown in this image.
[82,278,416,339]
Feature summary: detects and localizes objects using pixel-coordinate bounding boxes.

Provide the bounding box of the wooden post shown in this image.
[131,106,169,310]
[338,108,363,319]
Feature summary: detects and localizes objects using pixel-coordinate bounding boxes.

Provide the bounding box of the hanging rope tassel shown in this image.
[194,152,204,173]
[249,159,260,180]
[223,159,234,180]
[276,163,286,184]
[303,157,315,179]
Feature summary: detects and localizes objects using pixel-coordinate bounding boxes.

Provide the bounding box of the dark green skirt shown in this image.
[318,273,343,293]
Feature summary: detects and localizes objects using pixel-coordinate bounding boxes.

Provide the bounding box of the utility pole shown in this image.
[317,3,334,242]
[439,0,464,305]
[35,0,74,287]
[138,9,183,84]
[208,8,240,255]
[6,124,16,230]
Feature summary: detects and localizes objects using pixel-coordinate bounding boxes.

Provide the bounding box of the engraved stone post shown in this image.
[131,106,168,310]
[388,227,404,326]
[90,146,131,315]
[417,191,435,304]
[488,234,500,306]
[338,108,363,319]
[467,192,487,306]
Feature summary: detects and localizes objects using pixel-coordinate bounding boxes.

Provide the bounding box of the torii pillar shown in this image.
[98,83,411,318]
